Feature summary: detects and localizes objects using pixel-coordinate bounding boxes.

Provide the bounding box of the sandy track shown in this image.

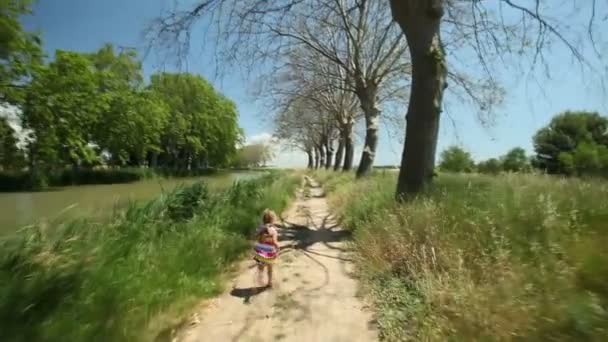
[176,177,377,342]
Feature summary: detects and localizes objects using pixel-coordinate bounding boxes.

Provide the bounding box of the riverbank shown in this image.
[315,170,608,341]
[0,171,300,342]
[0,167,272,192]
[0,171,260,233]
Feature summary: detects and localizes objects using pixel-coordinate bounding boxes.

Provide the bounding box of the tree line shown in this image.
[233,143,274,168]
[148,0,603,199]
[1,3,241,179]
[439,111,608,178]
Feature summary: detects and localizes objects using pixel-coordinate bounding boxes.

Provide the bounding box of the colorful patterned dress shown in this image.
[253,224,278,264]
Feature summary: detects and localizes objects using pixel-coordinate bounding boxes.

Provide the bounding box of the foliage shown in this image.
[0,171,299,341]
[438,145,474,173]
[97,90,169,166]
[477,147,531,174]
[533,111,608,176]
[558,142,608,177]
[476,157,501,175]
[0,116,23,169]
[319,171,608,341]
[148,73,241,169]
[234,143,274,168]
[0,0,43,104]
[16,45,241,180]
[501,147,530,172]
[88,44,169,166]
[22,50,106,168]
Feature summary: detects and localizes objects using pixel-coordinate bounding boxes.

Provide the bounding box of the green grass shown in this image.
[0,171,300,342]
[316,170,608,341]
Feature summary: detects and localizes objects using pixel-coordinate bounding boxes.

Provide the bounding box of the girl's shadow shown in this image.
[230,286,270,304]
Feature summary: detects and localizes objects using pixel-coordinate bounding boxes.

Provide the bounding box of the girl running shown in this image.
[253,209,280,288]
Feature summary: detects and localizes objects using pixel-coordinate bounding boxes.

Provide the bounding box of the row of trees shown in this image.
[233,143,274,168]
[148,0,603,198]
[261,0,406,175]
[439,111,608,177]
[1,2,241,173]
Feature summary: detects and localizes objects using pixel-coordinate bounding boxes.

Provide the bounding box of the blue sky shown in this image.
[20,0,608,167]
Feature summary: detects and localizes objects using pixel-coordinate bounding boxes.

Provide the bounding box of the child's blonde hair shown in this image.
[262,209,276,224]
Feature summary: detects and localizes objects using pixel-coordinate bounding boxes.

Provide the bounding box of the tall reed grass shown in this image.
[0,171,299,341]
[316,170,608,341]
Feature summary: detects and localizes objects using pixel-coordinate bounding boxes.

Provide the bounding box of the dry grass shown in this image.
[316,170,608,341]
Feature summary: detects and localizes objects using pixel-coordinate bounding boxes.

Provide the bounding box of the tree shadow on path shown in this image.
[277,215,352,260]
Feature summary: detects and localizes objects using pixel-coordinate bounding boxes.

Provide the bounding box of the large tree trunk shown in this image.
[314,147,320,169]
[318,145,326,169]
[342,121,355,171]
[356,92,380,178]
[334,137,344,171]
[325,137,334,169]
[306,149,314,169]
[392,0,447,199]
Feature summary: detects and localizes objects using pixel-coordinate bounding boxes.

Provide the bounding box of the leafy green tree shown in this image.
[96,90,168,166]
[22,50,107,168]
[558,142,608,177]
[235,143,274,167]
[86,44,168,166]
[533,111,608,175]
[149,73,240,168]
[477,158,501,175]
[0,0,43,103]
[88,44,143,88]
[18,45,240,173]
[438,146,475,173]
[0,116,23,169]
[501,147,529,172]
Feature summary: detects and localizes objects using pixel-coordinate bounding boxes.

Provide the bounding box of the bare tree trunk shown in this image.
[325,137,334,169]
[306,149,314,169]
[314,147,320,169]
[342,121,355,171]
[356,92,380,178]
[392,0,447,199]
[334,137,344,171]
[319,145,326,169]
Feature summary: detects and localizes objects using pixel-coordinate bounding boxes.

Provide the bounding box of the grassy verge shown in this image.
[315,170,608,341]
[0,171,300,341]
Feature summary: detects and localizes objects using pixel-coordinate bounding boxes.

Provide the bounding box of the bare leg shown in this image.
[256,264,264,287]
[267,264,273,287]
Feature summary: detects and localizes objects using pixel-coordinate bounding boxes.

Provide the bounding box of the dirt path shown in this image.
[176,176,377,342]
